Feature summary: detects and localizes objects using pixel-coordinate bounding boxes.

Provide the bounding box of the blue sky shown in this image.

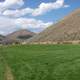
[0,0,80,35]
[23,0,80,22]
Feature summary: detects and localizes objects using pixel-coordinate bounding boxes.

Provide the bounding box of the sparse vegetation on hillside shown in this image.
[18,35,33,40]
[6,29,35,41]
[27,9,80,43]
[0,29,36,45]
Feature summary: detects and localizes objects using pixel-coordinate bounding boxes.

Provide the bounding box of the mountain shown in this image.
[27,8,80,43]
[6,29,36,42]
[0,35,5,41]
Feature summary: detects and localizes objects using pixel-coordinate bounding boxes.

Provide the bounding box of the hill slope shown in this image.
[0,35,5,42]
[6,29,35,41]
[27,9,80,43]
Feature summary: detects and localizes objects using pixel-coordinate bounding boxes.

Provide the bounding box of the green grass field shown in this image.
[0,44,80,80]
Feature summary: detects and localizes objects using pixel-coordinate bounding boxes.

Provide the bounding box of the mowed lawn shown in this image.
[0,44,80,80]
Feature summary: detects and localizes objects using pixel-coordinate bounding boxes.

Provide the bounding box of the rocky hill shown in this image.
[6,29,35,41]
[27,8,80,44]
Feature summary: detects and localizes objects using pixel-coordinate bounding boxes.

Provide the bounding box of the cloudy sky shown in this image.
[0,0,80,35]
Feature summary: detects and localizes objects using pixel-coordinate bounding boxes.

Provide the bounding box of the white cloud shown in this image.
[3,8,33,17]
[2,0,69,17]
[0,16,17,35]
[0,16,53,35]
[0,0,69,35]
[0,16,15,28]
[0,0,24,12]
[32,0,65,16]
[0,31,6,35]
[16,18,53,32]
[63,5,69,8]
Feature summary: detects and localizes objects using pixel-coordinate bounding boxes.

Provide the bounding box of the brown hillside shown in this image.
[6,29,35,41]
[27,8,80,43]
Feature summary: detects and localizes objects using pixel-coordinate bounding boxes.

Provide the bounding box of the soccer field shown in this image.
[0,44,80,80]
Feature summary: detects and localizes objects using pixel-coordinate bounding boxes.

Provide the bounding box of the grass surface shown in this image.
[0,52,5,80]
[0,44,80,80]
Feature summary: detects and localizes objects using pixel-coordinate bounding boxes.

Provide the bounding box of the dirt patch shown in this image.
[4,65,14,80]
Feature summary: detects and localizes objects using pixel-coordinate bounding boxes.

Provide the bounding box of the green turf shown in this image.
[0,44,80,80]
[0,52,5,80]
